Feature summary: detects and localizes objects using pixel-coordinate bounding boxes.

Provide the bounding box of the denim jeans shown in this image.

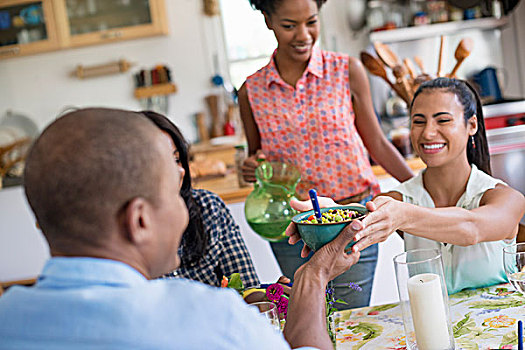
[270,194,377,310]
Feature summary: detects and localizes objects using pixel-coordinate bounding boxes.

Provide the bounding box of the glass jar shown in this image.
[409,0,429,26]
[427,0,448,23]
[366,1,385,31]
[244,161,300,242]
[448,5,464,21]
[234,144,249,188]
[390,127,412,158]
[387,0,406,28]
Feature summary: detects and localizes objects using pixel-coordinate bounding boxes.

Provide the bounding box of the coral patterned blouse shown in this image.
[245,46,380,201]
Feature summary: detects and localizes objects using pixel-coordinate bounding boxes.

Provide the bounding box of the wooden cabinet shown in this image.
[0,0,60,58]
[0,0,167,59]
[53,0,167,48]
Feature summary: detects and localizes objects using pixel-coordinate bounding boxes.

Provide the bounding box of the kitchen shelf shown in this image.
[134,83,177,99]
[370,17,509,43]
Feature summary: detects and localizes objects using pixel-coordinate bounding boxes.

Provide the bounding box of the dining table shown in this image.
[334,283,525,349]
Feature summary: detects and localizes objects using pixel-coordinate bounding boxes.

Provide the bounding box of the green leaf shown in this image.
[340,311,352,321]
[367,303,398,313]
[468,297,525,310]
[500,330,517,347]
[227,273,244,293]
[348,322,383,341]
[450,287,488,299]
[455,337,479,350]
[461,326,496,341]
[453,312,476,338]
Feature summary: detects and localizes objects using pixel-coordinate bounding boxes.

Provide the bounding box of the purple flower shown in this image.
[348,282,362,292]
[277,295,289,316]
[266,283,284,303]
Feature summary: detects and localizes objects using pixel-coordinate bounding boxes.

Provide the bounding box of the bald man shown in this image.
[0,108,362,350]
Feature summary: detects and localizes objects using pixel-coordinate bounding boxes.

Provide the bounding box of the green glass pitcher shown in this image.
[244,161,301,242]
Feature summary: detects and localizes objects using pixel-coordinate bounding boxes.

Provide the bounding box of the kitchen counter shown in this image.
[194,157,426,204]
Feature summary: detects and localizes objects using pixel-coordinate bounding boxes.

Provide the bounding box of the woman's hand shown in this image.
[241,150,266,182]
[285,197,340,258]
[351,196,405,252]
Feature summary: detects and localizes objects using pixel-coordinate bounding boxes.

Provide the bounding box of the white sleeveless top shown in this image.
[393,165,515,294]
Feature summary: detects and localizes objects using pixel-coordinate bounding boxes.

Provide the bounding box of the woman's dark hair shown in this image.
[141,111,207,268]
[410,77,491,175]
[249,0,327,15]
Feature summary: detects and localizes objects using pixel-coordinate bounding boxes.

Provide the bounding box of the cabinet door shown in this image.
[0,0,59,59]
[54,0,168,48]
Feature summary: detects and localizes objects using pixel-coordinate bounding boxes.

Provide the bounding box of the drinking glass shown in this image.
[394,249,455,350]
[250,301,280,332]
[503,242,525,293]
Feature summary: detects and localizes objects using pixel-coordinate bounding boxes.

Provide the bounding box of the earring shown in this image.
[471,135,476,149]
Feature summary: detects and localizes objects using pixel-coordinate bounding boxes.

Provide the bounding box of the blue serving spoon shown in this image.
[308,189,322,220]
[519,320,523,350]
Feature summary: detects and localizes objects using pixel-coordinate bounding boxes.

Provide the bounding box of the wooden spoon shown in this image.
[373,42,400,69]
[414,56,426,74]
[360,52,409,102]
[448,38,474,78]
[393,64,413,103]
[437,35,445,77]
[403,58,417,80]
[360,52,395,89]
[412,73,433,94]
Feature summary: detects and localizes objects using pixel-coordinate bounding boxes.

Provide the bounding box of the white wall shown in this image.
[319,0,369,56]
[0,0,229,142]
[1,1,523,139]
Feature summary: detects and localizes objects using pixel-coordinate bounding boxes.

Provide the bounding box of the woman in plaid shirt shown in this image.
[143,111,260,288]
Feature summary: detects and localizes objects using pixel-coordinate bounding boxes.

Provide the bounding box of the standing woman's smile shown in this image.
[264,0,320,73]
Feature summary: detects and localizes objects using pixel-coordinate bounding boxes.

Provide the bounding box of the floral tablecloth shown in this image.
[334,283,525,349]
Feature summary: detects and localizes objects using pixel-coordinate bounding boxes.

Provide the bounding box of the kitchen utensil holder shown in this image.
[134,83,177,115]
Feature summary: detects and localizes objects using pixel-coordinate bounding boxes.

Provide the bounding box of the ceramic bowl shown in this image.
[291,205,368,251]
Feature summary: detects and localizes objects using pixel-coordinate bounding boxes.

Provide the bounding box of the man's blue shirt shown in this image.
[0,257,292,349]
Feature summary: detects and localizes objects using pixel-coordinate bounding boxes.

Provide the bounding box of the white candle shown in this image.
[407,273,451,350]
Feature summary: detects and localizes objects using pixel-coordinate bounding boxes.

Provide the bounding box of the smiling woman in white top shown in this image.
[346,78,525,294]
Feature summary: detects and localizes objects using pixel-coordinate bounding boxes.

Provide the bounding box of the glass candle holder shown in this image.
[394,249,455,350]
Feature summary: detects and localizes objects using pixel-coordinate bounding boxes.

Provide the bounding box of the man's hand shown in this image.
[241,150,265,182]
[297,219,363,284]
[284,217,363,349]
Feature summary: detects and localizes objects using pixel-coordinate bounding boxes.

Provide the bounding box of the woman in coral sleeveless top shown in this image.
[238,0,413,309]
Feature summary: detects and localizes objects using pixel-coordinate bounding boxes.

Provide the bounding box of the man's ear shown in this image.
[263,12,272,30]
[122,197,153,245]
[468,114,478,136]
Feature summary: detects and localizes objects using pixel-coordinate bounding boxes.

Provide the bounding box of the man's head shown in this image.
[24,108,188,278]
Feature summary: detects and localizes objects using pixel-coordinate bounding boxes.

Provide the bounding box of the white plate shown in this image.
[0,110,39,146]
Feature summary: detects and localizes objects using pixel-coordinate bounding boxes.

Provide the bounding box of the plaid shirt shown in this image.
[168,189,260,288]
